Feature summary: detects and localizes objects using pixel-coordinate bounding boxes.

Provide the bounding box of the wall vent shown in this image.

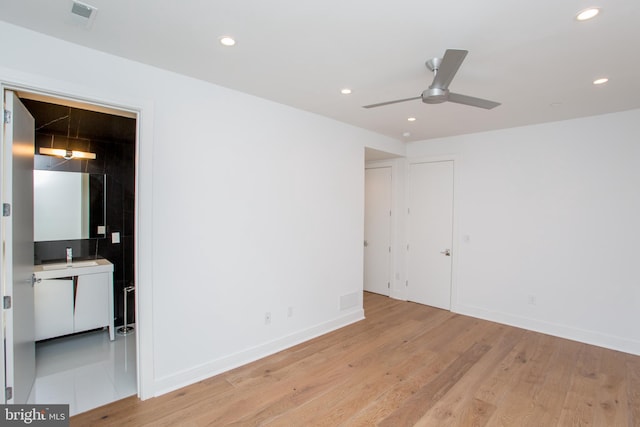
[71,1,98,27]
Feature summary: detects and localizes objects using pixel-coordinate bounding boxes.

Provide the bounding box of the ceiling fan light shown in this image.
[576,8,600,21]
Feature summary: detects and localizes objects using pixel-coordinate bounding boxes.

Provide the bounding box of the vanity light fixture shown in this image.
[576,8,600,21]
[39,147,96,160]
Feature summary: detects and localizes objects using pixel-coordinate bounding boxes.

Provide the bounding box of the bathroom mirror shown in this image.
[33,170,106,242]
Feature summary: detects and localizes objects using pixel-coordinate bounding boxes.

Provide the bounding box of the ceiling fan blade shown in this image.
[362,95,421,109]
[448,92,501,109]
[430,49,468,90]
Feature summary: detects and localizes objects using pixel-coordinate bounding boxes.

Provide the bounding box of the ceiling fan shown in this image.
[363,49,501,110]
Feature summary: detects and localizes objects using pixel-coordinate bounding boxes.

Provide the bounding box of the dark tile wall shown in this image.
[25,99,136,327]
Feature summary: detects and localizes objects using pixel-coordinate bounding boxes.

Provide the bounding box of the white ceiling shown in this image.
[1,0,639,142]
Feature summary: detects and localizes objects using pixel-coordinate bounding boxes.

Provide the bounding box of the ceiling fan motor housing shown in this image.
[422,87,449,104]
[362,50,499,109]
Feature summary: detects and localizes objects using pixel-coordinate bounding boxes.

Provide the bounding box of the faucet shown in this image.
[66,247,73,266]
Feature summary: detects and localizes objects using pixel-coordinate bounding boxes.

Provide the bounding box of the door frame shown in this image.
[405,154,459,312]
[0,73,156,400]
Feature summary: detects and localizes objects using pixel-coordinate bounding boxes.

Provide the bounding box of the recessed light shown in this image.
[407,117,416,122]
[219,36,236,46]
[576,8,600,21]
[341,88,352,95]
[593,78,609,85]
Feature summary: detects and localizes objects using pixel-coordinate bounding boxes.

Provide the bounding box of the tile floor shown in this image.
[28,328,137,416]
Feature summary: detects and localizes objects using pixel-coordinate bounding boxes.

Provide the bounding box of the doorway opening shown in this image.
[363,147,401,303]
[9,89,139,415]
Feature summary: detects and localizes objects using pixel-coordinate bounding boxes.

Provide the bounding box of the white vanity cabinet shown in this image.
[34,259,115,341]
[34,278,74,340]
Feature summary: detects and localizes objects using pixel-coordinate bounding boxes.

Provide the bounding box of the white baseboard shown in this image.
[456,303,640,356]
[152,309,365,397]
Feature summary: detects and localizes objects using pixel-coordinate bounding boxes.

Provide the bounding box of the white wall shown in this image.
[407,110,640,355]
[0,21,403,397]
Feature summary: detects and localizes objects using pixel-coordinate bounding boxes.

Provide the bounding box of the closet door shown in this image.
[407,160,454,310]
[364,166,392,296]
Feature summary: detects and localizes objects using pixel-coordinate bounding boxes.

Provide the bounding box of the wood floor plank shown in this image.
[522,337,581,426]
[628,356,640,427]
[72,375,235,426]
[342,348,461,427]
[263,323,442,426]
[201,321,425,425]
[378,341,492,426]
[233,305,452,425]
[454,398,497,427]
[593,348,629,427]
[483,333,561,425]
[473,330,544,407]
[70,292,640,426]
[223,296,409,388]
[343,312,501,426]
[556,343,603,426]
[411,326,525,426]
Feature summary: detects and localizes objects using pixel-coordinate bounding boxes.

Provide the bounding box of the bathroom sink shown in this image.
[41,260,99,270]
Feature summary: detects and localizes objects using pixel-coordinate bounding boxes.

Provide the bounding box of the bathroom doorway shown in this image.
[14,90,139,415]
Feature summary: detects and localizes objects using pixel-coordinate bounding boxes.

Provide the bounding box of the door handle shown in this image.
[440,249,451,256]
[31,273,41,286]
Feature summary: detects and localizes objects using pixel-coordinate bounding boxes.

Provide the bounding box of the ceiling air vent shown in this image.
[71,1,98,27]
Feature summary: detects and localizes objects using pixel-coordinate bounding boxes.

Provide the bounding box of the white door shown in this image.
[2,90,36,403]
[407,160,454,309]
[364,167,392,296]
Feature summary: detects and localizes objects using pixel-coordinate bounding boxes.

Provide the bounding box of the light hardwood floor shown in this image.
[71,292,640,426]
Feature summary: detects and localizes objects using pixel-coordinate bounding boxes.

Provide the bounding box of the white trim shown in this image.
[0,67,156,400]
[365,159,396,169]
[407,154,457,166]
[153,309,365,396]
[457,303,640,356]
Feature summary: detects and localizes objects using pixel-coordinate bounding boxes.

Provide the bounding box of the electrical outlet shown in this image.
[287,306,293,318]
[528,295,536,305]
[264,312,271,325]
